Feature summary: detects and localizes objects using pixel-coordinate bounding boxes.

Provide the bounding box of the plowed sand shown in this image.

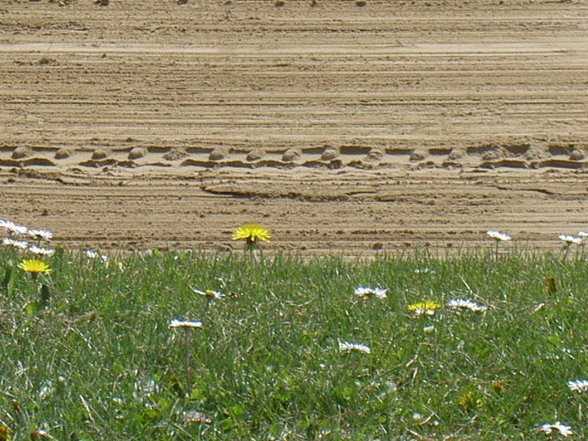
[1,0,587,254]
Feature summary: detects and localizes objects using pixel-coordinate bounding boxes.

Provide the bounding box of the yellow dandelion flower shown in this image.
[0,424,9,441]
[457,391,483,409]
[232,224,270,245]
[408,301,440,316]
[18,259,51,275]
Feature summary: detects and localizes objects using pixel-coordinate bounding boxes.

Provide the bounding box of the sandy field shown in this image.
[1,0,587,255]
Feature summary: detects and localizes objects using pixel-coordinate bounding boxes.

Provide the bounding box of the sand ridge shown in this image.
[1,0,587,253]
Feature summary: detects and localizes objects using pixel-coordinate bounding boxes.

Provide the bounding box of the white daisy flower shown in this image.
[578,231,588,238]
[85,249,108,261]
[0,219,27,236]
[181,410,212,424]
[559,234,582,245]
[2,237,28,249]
[447,298,487,312]
[567,379,588,392]
[338,341,371,354]
[540,422,573,437]
[354,286,387,299]
[169,319,203,329]
[192,288,225,300]
[486,230,511,241]
[27,229,53,241]
[414,267,435,274]
[28,245,55,256]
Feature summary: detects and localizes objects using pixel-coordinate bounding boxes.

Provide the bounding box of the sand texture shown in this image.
[1,0,587,254]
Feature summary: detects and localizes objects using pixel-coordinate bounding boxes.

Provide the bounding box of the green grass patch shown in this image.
[1,249,587,440]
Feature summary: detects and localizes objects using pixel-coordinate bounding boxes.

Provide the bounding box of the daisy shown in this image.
[338,341,371,354]
[486,230,511,241]
[0,219,27,236]
[567,379,588,392]
[28,245,55,256]
[192,288,225,300]
[169,319,203,329]
[447,298,487,312]
[27,229,53,241]
[2,237,28,249]
[18,259,51,275]
[181,410,212,424]
[85,249,108,261]
[354,286,387,300]
[540,422,573,437]
[408,301,440,316]
[579,231,588,238]
[559,234,582,245]
[232,224,270,246]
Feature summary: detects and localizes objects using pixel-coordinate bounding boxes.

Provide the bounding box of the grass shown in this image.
[1,248,587,440]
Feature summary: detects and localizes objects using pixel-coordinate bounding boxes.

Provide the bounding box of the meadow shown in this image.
[1,230,588,440]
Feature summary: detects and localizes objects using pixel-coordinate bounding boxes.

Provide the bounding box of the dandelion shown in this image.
[27,229,52,241]
[338,341,371,354]
[0,219,27,236]
[18,259,51,275]
[486,230,511,242]
[2,237,28,249]
[169,319,202,329]
[354,286,387,300]
[540,422,573,437]
[447,298,487,312]
[408,301,440,316]
[28,245,55,256]
[457,391,483,409]
[567,379,588,392]
[232,223,270,249]
[0,425,8,441]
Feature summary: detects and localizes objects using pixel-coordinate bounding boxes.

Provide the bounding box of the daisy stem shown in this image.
[563,244,570,261]
[184,329,191,390]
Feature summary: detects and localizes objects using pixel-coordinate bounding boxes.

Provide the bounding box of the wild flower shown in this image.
[192,288,225,300]
[0,219,27,236]
[338,341,371,354]
[408,301,440,316]
[169,319,202,329]
[579,231,588,238]
[232,224,270,248]
[181,410,212,424]
[28,245,55,256]
[2,237,28,249]
[559,235,582,245]
[354,286,387,299]
[447,298,487,312]
[18,259,51,275]
[85,250,108,261]
[0,424,8,441]
[457,391,483,409]
[486,230,511,242]
[414,267,435,274]
[567,379,588,392]
[539,422,573,437]
[27,229,53,241]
